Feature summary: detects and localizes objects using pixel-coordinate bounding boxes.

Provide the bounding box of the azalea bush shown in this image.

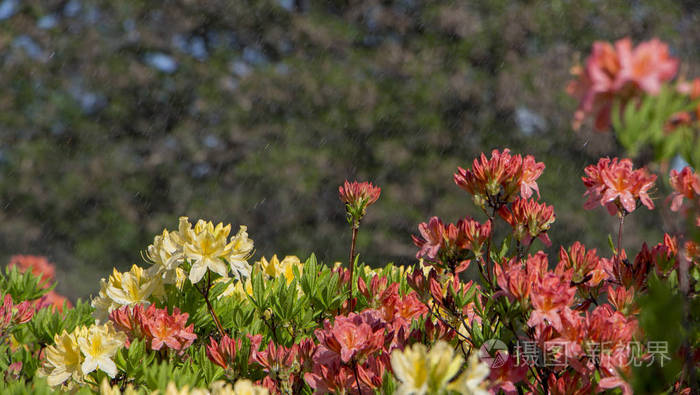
[1,37,699,395]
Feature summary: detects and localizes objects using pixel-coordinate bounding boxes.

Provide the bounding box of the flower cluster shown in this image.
[338,180,381,224]
[582,157,656,216]
[0,294,34,331]
[109,304,197,353]
[391,341,489,395]
[92,265,164,323]
[412,216,492,270]
[40,322,126,386]
[567,37,679,130]
[146,217,255,285]
[454,149,545,209]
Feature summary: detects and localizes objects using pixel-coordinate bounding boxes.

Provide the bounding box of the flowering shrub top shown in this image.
[0,36,699,395]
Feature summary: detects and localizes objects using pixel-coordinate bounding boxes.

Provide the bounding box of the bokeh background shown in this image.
[1,0,699,300]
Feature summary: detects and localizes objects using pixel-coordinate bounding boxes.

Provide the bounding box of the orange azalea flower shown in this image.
[669,166,700,212]
[527,272,576,331]
[498,198,555,246]
[616,38,678,95]
[582,157,656,216]
[568,37,678,131]
[556,242,608,288]
[455,149,545,207]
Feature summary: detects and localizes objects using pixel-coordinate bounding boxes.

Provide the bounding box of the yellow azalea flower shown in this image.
[91,278,121,323]
[228,225,255,278]
[218,379,269,395]
[153,382,210,395]
[391,342,429,394]
[107,265,162,306]
[39,327,87,387]
[448,353,490,395]
[391,340,464,395]
[77,322,127,378]
[257,255,302,285]
[100,378,138,395]
[218,278,253,301]
[145,229,184,284]
[184,220,255,284]
[92,265,163,323]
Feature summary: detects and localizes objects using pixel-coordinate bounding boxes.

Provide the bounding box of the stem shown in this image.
[617,213,625,258]
[196,272,226,337]
[352,360,364,395]
[349,221,359,287]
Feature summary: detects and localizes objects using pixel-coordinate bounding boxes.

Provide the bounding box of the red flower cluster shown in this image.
[338,180,381,222]
[582,157,656,215]
[0,294,34,331]
[412,216,492,269]
[555,242,608,289]
[251,338,315,393]
[307,310,392,394]
[454,149,545,208]
[669,166,700,213]
[206,333,262,370]
[567,37,679,130]
[498,198,556,247]
[109,304,197,353]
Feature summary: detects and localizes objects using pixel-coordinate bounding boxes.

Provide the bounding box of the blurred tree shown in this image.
[0,0,698,298]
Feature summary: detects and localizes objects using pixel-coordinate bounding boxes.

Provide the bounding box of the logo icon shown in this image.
[479,339,509,368]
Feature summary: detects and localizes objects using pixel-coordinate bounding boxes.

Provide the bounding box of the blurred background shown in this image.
[1,0,699,300]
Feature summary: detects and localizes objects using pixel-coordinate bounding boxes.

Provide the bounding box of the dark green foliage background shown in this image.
[1,0,698,298]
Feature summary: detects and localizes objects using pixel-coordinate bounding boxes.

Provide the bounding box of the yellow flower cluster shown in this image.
[100,379,269,395]
[390,341,489,395]
[218,255,302,301]
[40,322,127,387]
[146,217,254,285]
[91,265,164,323]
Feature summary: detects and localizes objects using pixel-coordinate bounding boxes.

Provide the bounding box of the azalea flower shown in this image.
[567,37,678,131]
[527,272,576,331]
[314,311,386,365]
[77,322,127,378]
[669,166,700,212]
[391,340,484,395]
[498,198,555,246]
[556,242,608,288]
[39,327,87,387]
[257,255,303,285]
[110,304,196,352]
[92,265,163,323]
[339,180,381,222]
[454,149,544,208]
[582,157,656,215]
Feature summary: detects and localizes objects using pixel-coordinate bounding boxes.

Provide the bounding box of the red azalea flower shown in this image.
[669,166,700,212]
[206,335,240,369]
[314,311,387,365]
[556,242,608,287]
[455,149,544,207]
[527,272,576,331]
[498,198,555,247]
[567,37,678,131]
[109,304,196,353]
[548,371,593,395]
[582,157,656,215]
[616,38,678,95]
[339,180,381,222]
[412,216,445,261]
[0,294,34,330]
[488,355,528,395]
